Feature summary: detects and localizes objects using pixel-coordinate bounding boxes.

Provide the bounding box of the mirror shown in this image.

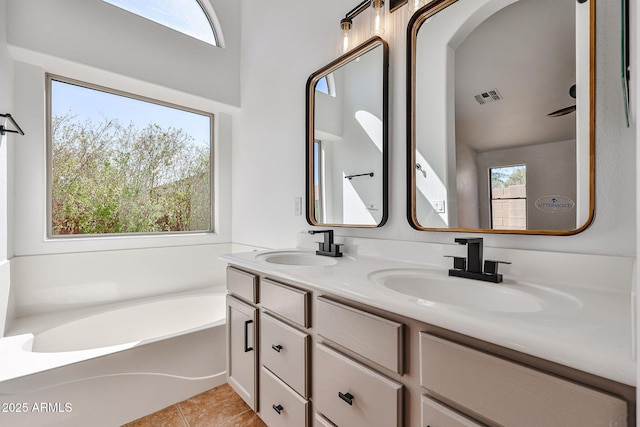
[306,37,388,227]
[407,0,594,234]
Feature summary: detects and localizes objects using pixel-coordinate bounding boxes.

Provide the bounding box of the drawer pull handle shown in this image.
[272,344,283,352]
[243,319,253,352]
[272,404,284,414]
[338,391,354,405]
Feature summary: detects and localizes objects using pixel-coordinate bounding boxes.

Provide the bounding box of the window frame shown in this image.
[45,73,215,239]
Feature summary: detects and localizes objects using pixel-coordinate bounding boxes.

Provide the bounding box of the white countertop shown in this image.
[221,244,636,386]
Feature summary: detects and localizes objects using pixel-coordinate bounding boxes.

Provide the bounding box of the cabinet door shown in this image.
[227,295,258,411]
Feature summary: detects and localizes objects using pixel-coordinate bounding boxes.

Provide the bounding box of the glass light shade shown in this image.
[408,0,425,13]
[370,0,385,36]
[340,19,352,54]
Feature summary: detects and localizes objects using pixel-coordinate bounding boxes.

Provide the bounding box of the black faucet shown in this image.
[309,230,343,257]
[448,237,509,283]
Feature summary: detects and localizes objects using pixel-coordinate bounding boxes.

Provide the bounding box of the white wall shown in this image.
[237,0,636,257]
[0,0,13,334]
[0,0,12,262]
[10,244,233,318]
[6,0,240,106]
[476,140,577,230]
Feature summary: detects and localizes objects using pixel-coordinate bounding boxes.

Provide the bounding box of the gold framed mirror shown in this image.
[407,0,594,234]
[306,37,389,227]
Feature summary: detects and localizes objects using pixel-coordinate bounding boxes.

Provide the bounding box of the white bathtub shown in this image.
[0,289,228,427]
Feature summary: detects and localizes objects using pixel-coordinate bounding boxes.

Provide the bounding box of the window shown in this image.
[103,0,219,46]
[489,165,526,230]
[47,75,213,237]
[315,74,336,97]
[313,140,324,222]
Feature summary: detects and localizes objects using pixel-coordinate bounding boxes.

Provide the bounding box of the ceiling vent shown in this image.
[474,89,503,105]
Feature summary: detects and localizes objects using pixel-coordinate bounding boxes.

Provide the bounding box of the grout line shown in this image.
[176,404,190,427]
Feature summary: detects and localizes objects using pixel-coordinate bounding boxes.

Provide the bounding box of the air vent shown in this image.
[474,89,503,105]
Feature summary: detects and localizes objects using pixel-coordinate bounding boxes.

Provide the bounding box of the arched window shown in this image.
[103,0,220,46]
[316,74,336,97]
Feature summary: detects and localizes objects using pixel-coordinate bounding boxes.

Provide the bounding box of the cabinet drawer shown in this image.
[314,413,336,427]
[260,366,309,427]
[422,395,483,427]
[315,344,402,427]
[261,313,310,398]
[227,267,258,304]
[261,279,310,328]
[316,297,403,374]
[420,333,627,427]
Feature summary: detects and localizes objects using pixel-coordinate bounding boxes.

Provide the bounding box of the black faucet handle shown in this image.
[444,255,466,270]
[484,260,511,275]
[309,229,333,249]
[309,230,342,257]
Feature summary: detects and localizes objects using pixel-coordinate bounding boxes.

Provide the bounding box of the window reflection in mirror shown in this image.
[407,0,594,234]
[306,37,388,227]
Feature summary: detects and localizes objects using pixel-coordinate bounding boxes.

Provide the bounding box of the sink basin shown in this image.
[368,269,580,313]
[256,251,339,266]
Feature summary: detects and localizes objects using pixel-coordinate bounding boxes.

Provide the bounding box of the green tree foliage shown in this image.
[490,166,526,189]
[51,114,210,235]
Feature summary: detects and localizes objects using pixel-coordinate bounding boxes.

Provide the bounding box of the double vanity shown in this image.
[222,235,635,427]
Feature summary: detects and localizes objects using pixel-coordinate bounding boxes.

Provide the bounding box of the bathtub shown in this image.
[0,289,227,427]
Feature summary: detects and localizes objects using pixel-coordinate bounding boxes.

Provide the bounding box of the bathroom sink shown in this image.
[256,250,339,266]
[368,269,580,313]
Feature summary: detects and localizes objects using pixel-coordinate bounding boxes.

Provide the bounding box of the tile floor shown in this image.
[122,383,267,427]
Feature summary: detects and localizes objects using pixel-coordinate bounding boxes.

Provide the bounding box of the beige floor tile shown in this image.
[178,384,251,427]
[122,404,186,427]
[218,410,268,427]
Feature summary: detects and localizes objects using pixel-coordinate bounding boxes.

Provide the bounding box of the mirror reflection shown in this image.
[408,0,594,234]
[306,37,388,227]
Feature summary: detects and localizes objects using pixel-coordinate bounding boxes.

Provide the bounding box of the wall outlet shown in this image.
[294,197,302,216]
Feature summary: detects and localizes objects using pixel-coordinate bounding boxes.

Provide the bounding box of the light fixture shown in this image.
[370,0,385,36]
[339,0,386,54]
[340,18,353,54]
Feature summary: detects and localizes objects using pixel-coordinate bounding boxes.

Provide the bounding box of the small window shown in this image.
[315,74,336,97]
[103,0,218,46]
[47,75,213,237]
[490,165,526,230]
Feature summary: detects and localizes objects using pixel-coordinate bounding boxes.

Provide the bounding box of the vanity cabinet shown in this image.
[225,263,634,427]
[420,333,628,427]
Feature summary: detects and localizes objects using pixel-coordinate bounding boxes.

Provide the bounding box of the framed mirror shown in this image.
[407,0,594,234]
[306,37,389,227]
